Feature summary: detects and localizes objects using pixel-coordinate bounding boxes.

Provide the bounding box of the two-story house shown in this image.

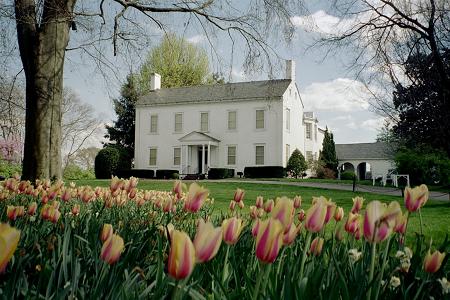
[134,60,325,176]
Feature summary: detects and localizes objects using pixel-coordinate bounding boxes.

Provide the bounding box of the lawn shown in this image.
[74,179,450,245]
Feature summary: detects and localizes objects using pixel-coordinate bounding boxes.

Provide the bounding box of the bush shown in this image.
[63,165,95,180]
[244,166,285,178]
[116,169,155,179]
[340,171,355,181]
[395,147,450,186]
[156,169,179,179]
[0,160,21,178]
[208,168,235,179]
[286,149,308,178]
[95,147,120,179]
[316,167,336,179]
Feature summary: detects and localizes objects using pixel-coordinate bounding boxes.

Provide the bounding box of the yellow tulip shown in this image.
[0,223,21,273]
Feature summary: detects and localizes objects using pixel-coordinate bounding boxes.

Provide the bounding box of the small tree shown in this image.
[286,149,308,178]
[319,128,338,176]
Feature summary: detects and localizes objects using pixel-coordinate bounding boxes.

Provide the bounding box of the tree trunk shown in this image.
[15,0,76,181]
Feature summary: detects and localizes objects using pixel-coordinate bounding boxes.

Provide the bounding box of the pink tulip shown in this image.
[7,206,25,221]
[238,201,245,209]
[345,212,361,234]
[264,199,274,213]
[309,237,324,256]
[255,196,264,209]
[249,206,258,219]
[298,209,305,222]
[27,202,37,216]
[173,180,184,200]
[404,184,429,212]
[61,188,71,202]
[110,176,123,193]
[271,197,294,231]
[101,224,114,242]
[255,218,284,263]
[334,207,344,222]
[193,219,222,263]
[324,199,336,224]
[293,195,302,209]
[423,250,445,273]
[0,223,21,273]
[233,188,245,203]
[168,230,196,279]
[283,223,301,245]
[72,204,80,216]
[229,200,236,211]
[162,198,174,213]
[363,201,401,243]
[394,213,408,235]
[100,234,125,265]
[351,197,364,214]
[184,183,209,213]
[304,198,327,233]
[222,217,244,245]
[252,219,261,237]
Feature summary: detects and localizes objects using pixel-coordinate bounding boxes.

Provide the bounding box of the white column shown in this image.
[207,142,211,169]
[201,144,205,174]
[180,145,183,174]
[185,145,189,174]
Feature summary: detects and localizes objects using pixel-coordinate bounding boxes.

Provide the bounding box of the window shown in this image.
[173,147,181,165]
[286,144,290,164]
[149,148,157,166]
[255,145,265,165]
[286,108,290,131]
[256,110,265,129]
[306,151,313,161]
[306,123,312,140]
[227,146,236,165]
[200,112,209,132]
[150,114,158,133]
[314,125,317,141]
[174,113,183,133]
[228,111,237,130]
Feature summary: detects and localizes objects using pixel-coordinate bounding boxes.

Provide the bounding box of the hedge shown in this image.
[156,169,179,179]
[208,168,235,179]
[116,169,155,179]
[95,147,120,179]
[244,166,285,178]
[340,171,355,180]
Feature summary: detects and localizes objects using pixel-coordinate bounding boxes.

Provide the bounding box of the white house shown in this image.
[134,60,325,176]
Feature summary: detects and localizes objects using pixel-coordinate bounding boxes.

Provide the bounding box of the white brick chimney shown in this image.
[150,73,161,90]
[286,60,295,81]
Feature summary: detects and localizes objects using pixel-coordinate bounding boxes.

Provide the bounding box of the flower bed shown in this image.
[0,176,449,299]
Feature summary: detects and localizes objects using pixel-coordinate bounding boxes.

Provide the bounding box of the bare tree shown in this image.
[66,146,100,170]
[1,0,305,181]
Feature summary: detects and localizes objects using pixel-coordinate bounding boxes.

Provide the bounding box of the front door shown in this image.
[197,148,208,174]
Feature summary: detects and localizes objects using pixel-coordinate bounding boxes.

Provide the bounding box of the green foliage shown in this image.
[286,149,308,178]
[95,145,131,179]
[319,128,338,175]
[340,171,356,181]
[0,159,21,178]
[208,168,235,179]
[138,33,212,91]
[63,164,95,180]
[395,147,450,186]
[105,75,138,165]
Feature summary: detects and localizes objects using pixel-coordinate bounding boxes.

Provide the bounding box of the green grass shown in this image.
[74,179,450,245]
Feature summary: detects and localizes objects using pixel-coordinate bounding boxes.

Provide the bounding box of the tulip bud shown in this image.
[405,184,429,212]
[394,212,408,235]
[72,204,80,216]
[264,199,274,213]
[184,183,209,213]
[335,223,344,241]
[309,237,324,256]
[351,197,364,214]
[334,207,344,222]
[249,206,258,219]
[297,209,305,222]
[237,201,245,209]
[255,218,284,263]
[255,196,264,209]
[222,217,244,245]
[61,188,71,202]
[28,202,37,216]
[194,219,222,263]
[293,195,302,209]
[100,234,125,265]
[110,176,123,193]
[423,250,445,273]
[0,223,21,273]
[233,188,245,203]
[229,200,236,211]
[7,206,24,221]
[101,224,114,242]
[283,223,301,245]
[324,199,336,224]
[304,198,327,233]
[168,230,196,279]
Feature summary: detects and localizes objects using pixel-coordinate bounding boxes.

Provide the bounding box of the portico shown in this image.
[178,131,220,175]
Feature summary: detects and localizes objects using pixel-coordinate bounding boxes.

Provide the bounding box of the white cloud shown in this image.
[361,117,385,131]
[291,10,344,34]
[186,35,205,44]
[300,78,371,112]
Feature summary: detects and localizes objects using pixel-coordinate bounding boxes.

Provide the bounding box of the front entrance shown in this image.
[198,148,208,174]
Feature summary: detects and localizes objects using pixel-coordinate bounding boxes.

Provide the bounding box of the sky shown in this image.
[61,1,387,146]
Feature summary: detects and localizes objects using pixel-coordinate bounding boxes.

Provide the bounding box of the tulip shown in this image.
[233,188,245,203]
[351,197,364,213]
[324,199,336,224]
[345,212,361,234]
[101,224,114,242]
[28,202,37,216]
[184,183,209,213]
[271,197,294,231]
[255,196,264,208]
[222,217,244,245]
[255,218,284,263]
[283,223,301,245]
[229,200,236,211]
[72,204,80,216]
[162,198,174,213]
[394,212,408,235]
[404,184,429,212]
[293,195,302,209]
[363,201,401,243]
[334,207,344,222]
[110,176,123,193]
[48,208,61,223]
[193,219,222,263]
[128,188,137,199]
[168,230,196,279]
[251,219,261,237]
[309,237,324,256]
[61,188,71,202]
[298,209,305,222]
[126,176,138,192]
[173,180,185,200]
[7,206,25,221]
[264,199,274,213]
[423,250,445,273]
[100,234,125,265]
[304,198,327,233]
[0,223,21,273]
[249,206,258,219]
[237,201,245,209]
[335,223,345,241]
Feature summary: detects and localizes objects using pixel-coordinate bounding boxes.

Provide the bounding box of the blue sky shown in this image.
[62,1,386,146]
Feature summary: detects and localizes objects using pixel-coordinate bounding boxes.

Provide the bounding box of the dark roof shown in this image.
[335,142,393,160]
[137,79,292,106]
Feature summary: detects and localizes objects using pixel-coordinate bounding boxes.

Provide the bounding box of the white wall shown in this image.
[135,98,283,174]
[338,159,395,178]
